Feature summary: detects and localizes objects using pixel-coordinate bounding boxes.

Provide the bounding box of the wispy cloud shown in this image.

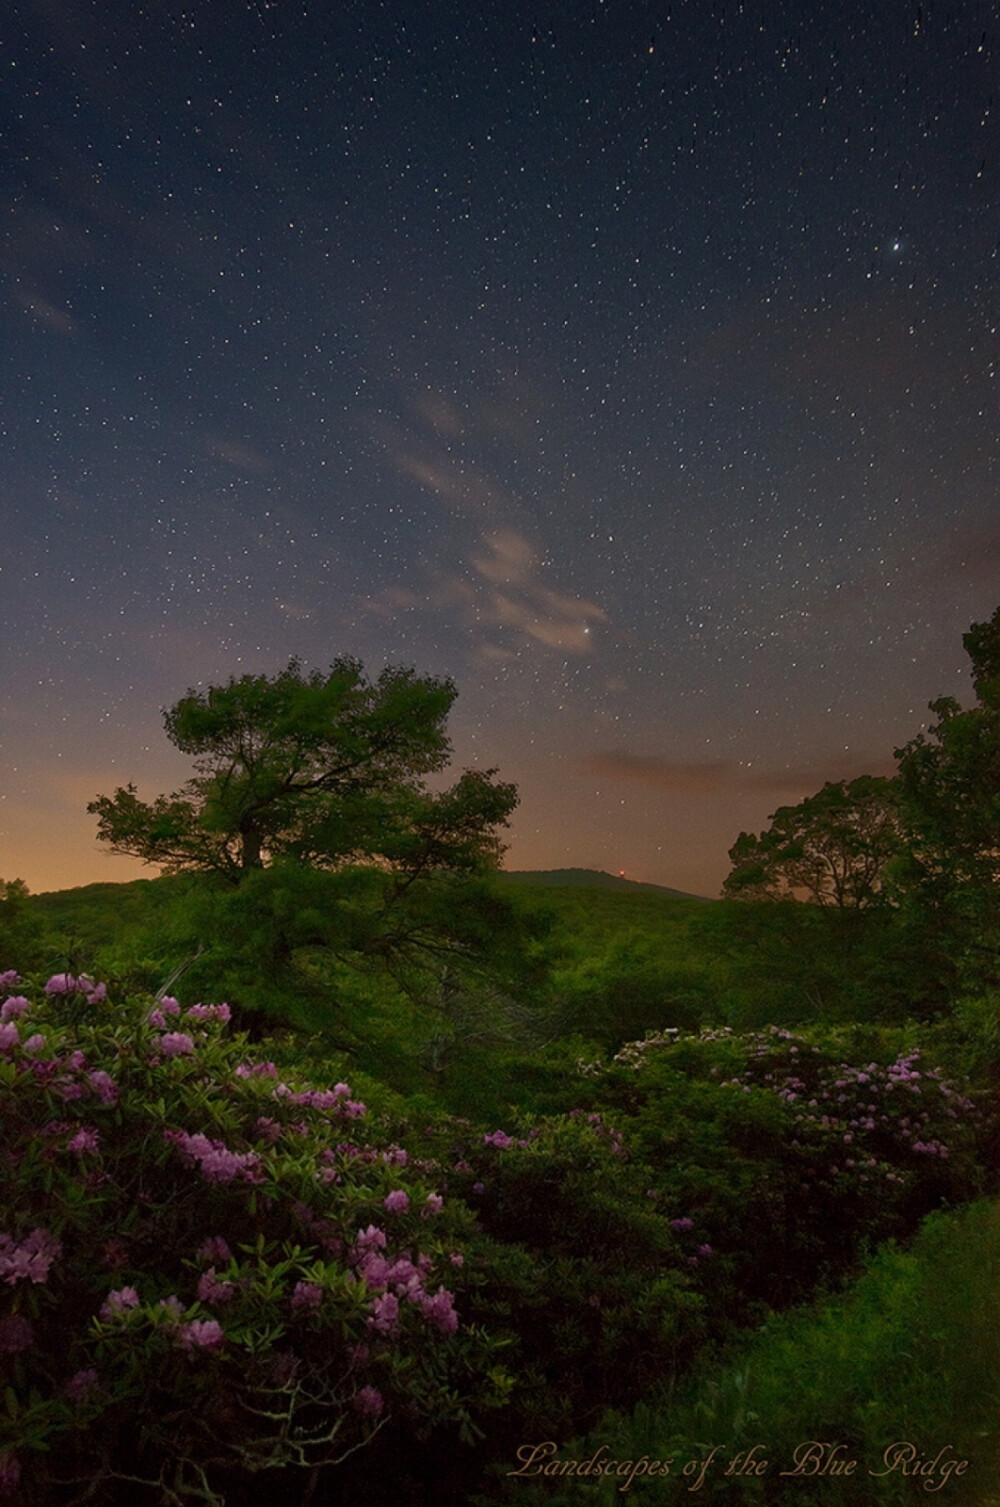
[369,386,607,654]
[378,527,606,654]
[203,435,272,474]
[583,750,897,796]
[12,290,78,334]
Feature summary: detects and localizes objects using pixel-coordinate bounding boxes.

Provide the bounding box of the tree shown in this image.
[723,776,902,909]
[88,661,532,1024]
[89,658,516,883]
[894,604,1000,984]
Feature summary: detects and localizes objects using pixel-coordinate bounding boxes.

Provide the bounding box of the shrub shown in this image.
[0,969,512,1505]
[407,1109,703,1441]
[569,1024,991,1317]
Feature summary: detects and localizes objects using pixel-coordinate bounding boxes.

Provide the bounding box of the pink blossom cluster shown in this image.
[65,1368,98,1403]
[0,1227,61,1286]
[196,1235,233,1264]
[148,998,181,1027]
[235,1060,278,1078]
[44,974,107,1004]
[290,1280,323,1312]
[185,1003,232,1023]
[159,1032,196,1058]
[163,1128,264,1184]
[176,1318,225,1351]
[351,1225,459,1336]
[99,1286,140,1320]
[197,1268,236,1304]
[0,996,30,1022]
[352,1384,384,1416]
[282,1084,367,1118]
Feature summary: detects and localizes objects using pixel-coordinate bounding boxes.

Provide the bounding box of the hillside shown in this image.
[500,866,713,901]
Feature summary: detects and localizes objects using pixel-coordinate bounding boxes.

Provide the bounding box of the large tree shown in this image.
[89,658,516,883]
[894,604,1000,983]
[723,776,902,909]
[89,660,531,1023]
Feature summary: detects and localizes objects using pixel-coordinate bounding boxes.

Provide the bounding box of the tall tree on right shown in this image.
[894,603,1000,987]
[723,776,902,909]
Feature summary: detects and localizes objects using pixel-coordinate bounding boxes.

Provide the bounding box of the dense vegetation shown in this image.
[2,612,1000,1504]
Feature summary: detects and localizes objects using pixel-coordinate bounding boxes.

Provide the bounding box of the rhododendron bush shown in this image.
[0,971,510,1505]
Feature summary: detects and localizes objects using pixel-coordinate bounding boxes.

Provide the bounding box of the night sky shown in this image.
[2,0,997,898]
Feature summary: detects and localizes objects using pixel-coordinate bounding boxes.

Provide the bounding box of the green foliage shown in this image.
[509,1199,1000,1505]
[724,777,902,908]
[895,605,1000,990]
[506,881,718,1049]
[0,881,50,973]
[405,1109,703,1442]
[694,899,952,1027]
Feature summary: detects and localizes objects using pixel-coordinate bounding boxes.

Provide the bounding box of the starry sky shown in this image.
[2,0,997,899]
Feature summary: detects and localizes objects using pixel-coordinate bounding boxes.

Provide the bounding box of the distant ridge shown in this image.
[500,867,713,902]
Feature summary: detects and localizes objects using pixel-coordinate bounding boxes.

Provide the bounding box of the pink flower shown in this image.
[45,973,77,995]
[355,1225,387,1255]
[84,981,107,1004]
[100,1286,140,1320]
[369,1292,399,1332]
[87,1070,118,1105]
[159,996,181,1015]
[420,1287,458,1334]
[186,1002,231,1023]
[159,1032,195,1058]
[65,1368,98,1403]
[290,1280,323,1312]
[0,1315,33,1353]
[0,1228,61,1286]
[148,1008,166,1028]
[383,1189,409,1214]
[0,971,20,988]
[165,1130,261,1184]
[196,1236,232,1264]
[352,1385,384,1417]
[0,996,29,1021]
[0,1023,18,1051]
[198,1269,236,1304]
[236,1060,278,1078]
[359,1252,392,1287]
[423,1193,443,1215]
[671,1218,695,1232]
[449,1251,464,1266]
[22,1034,45,1054]
[483,1129,512,1149]
[67,1126,100,1154]
[177,1319,225,1351]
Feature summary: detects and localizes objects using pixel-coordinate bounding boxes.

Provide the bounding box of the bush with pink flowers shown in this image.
[0,971,511,1505]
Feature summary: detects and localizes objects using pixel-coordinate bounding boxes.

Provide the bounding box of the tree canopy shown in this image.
[723,776,902,909]
[893,605,1000,983]
[88,658,517,884]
